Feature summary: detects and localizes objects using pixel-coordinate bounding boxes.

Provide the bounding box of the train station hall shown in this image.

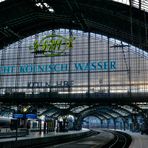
[0,0,148,147]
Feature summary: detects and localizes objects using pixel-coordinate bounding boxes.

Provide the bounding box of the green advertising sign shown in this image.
[29,34,75,57]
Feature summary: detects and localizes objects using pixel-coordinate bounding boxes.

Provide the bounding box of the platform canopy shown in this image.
[0,103,144,124]
[0,0,148,50]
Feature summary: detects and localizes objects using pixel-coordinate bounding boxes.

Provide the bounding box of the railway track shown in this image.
[102,130,132,148]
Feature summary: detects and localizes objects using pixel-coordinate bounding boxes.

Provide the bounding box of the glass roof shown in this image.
[137,102,148,109]
[113,0,148,11]
[71,105,89,113]
[0,0,5,3]
[53,103,70,109]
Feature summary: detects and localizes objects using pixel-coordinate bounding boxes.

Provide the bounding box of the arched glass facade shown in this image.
[0,29,148,100]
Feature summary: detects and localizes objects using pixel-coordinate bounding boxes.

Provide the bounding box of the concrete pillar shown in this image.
[44,121,46,134]
[123,120,126,131]
[107,120,109,129]
[100,120,103,128]
[39,120,42,134]
[114,119,116,130]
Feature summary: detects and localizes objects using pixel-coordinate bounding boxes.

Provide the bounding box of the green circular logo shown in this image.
[29,34,75,57]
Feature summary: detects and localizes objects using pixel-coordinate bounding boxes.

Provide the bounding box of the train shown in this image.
[0,117,11,128]
[0,117,32,129]
[0,117,56,132]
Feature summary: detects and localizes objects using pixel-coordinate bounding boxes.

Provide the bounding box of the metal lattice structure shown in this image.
[0,0,148,127]
[0,29,147,103]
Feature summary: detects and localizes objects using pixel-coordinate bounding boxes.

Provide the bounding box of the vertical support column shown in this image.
[15,119,18,141]
[68,30,72,96]
[129,0,133,42]
[125,118,128,130]
[88,32,90,98]
[107,37,110,96]
[49,30,55,93]
[100,120,103,128]
[15,40,22,92]
[32,34,38,94]
[128,45,132,97]
[44,121,46,134]
[75,117,82,130]
[0,48,6,94]
[47,121,49,133]
[129,0,133,98]
[138,0,142,50]
[114,118,116,130]
[107,119,109,129]
[131,113,138,132]
[144,10,147,46]
[39,120,42,134]
[123,120,126,131]
[143,9,147,93]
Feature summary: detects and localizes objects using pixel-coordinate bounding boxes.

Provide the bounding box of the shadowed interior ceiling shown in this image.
[0,0,148,51]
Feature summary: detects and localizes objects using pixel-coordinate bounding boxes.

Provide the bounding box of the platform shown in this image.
[0,128,89,142]
[129,131,148,148]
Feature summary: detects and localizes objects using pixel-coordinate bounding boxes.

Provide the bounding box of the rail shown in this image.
[102,130,132,148]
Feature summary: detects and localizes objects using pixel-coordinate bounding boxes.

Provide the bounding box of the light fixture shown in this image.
[49,8,54,13]
[23,107,27,112]
[35,2,55,13]
[43,2,49,8]
[35,3,43,9]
